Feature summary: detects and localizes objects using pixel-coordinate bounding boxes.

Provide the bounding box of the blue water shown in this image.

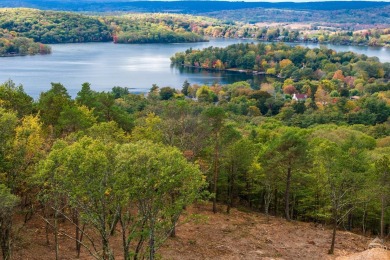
[0,39,389,98]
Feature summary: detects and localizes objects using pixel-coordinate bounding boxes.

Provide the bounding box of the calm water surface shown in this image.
[1,39,389,98]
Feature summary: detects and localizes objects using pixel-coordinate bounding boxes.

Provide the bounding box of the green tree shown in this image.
[38,137,118,259]
[262,127,308,221]
[115,141,205,259]
[37,82,72,128]
[203,106,226,213]
[0,184,19,260]
[372,153,390,239]
[0,80,33,117]
[223,137,256,213]
[159,87,176,100]
[311,130,371,254]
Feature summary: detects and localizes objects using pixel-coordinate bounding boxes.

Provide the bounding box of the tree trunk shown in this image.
[54,209,59,260]
[227,164,234,214]
[273,188,278,216]
[264,186,272,223]
[284,166,292,221]
[347,211,353,231]
[149,227,155,260]
[362,205,367,235]
[0,217,12,260]
[328,218,337,255]
[102,237,111,260]
[212,136,219,214]
[381,195,385,239]
[329,206,338,255]
[72,209,81,257]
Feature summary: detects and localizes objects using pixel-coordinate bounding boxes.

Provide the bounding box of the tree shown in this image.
[10,114,45,220]
[311,128,372,254]
[38,137,118,259]
[76,82,97,108]
[203,106,226,213]
[223,138,256,213]
[0,80,33,117]
[0,184,19,260]
[131,112,163,143]
[159,87,176,100]
[181,80,190,96]
[112,86,129,99]
[373,153,390,239]
[37,82,72,128]
[115,141,205,259]
[262,127,308,221]
[0,109,18,190]
[57,105,97,134]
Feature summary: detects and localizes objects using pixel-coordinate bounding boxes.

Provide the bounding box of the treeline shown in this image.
[0,9,258,45]
[0,72,389,258]
[0,29,51,56]
[106,14,212,44]
[204,4,390,25]
[171,42,390,80]
[0,8,112,44]
[107,13,259,43]
[1,0,389,14]
[1,8,389,48]
[253,26,390,47]
[318,28,390,47]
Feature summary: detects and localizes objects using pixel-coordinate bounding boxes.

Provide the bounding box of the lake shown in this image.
[1,39,389,98]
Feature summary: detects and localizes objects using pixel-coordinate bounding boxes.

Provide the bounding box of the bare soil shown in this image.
[11,203,390,260]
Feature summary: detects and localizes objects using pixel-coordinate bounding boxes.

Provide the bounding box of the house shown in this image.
[292,93,307,101]
[350,96,360,100]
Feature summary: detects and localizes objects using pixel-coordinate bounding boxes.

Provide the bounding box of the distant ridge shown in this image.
[1,1,389,13]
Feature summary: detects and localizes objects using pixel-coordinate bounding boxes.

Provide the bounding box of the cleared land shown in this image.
[12,203,390,259]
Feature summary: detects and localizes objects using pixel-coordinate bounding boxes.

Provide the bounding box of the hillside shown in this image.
[12,203,389,259]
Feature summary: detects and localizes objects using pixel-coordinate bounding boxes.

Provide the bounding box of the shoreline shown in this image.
[176,64,282,78]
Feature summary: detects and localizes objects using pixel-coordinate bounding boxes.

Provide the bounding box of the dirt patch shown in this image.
[11,203,388,259]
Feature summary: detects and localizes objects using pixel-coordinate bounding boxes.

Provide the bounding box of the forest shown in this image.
[0,9,249,47]
[0,40,390,259]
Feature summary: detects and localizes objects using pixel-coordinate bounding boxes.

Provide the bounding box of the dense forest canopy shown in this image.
[0,9,112,44]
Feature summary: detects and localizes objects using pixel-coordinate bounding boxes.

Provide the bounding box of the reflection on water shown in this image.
[175,66,275,89]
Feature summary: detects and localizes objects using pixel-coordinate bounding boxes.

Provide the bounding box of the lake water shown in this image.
[1,39,389,98]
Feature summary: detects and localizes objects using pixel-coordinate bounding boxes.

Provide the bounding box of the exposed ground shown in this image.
[12,203,390,259]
